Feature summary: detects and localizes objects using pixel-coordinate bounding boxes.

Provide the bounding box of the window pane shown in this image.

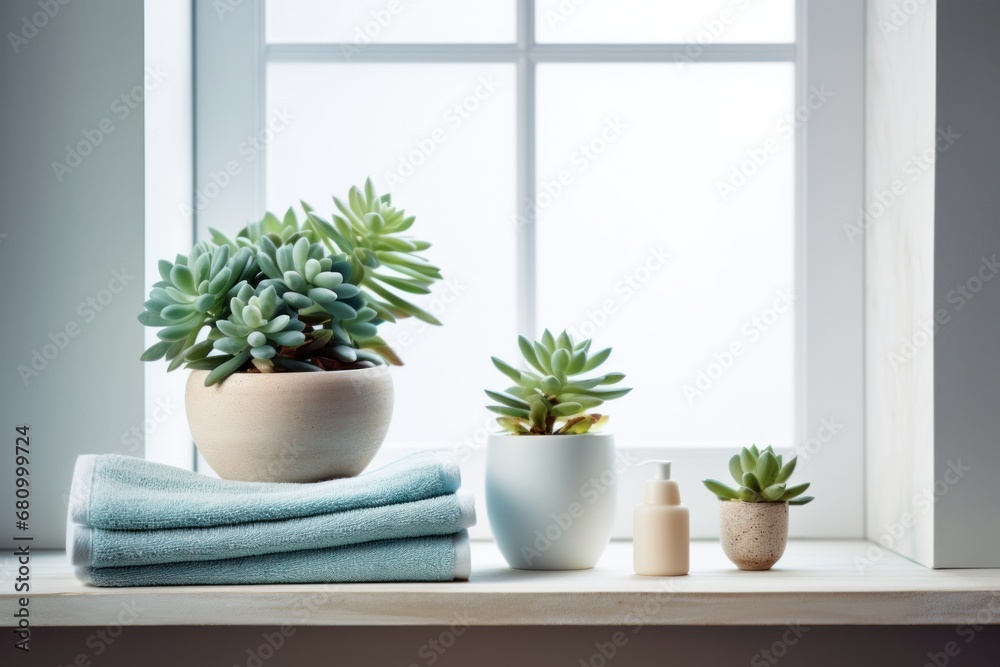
[534,63,795,447]
[266,0,516,44]
[535,0,795,44]
[266,62,518,446]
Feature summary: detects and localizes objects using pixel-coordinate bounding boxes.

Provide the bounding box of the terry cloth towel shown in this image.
[70,492,476,568]
[76,531,471,587]
[68,450,461,530]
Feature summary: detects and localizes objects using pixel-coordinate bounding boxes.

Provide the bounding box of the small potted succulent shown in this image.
[139,179,441,482]
[702,445,814,570]
[484,330,631,570]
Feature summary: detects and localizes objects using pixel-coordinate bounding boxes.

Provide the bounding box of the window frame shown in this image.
[188,0,864,538]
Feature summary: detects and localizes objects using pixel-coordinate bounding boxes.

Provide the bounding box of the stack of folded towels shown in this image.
[67,451,475,586]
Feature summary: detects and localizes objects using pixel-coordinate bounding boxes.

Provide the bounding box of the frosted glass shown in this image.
[535,63,796,447]
[266,0,516,44]
[266,63,518,446]
[535,0,794,44]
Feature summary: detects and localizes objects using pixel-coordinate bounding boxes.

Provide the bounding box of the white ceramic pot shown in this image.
[185,366,393,482]
[486,432,617,570]
[719,500,789,570]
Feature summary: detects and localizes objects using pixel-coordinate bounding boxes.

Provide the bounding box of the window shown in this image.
[186,0,863,537]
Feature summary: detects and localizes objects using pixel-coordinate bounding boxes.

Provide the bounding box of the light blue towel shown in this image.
[69,451,461,530]
[76,532,471,587]
[70,492,475,568]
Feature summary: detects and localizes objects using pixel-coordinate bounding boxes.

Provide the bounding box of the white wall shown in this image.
[864,0,937,567]
[0,0,146,549]
[866,0,1000,568]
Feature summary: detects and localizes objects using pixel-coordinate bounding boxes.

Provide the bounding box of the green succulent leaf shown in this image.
[204,349,252,386]
[742,471,762,493]
[739,447,758,475]
[762,483,787,501]
[702,479,739,500]
[728,454,744,485]
[788,496,814,506]
[756,450,780,489]
[140,340,173,362]
[779,482,810,501]
[775,455,798,484]
[485,390,529,410]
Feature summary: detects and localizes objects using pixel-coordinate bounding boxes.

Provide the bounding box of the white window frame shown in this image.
[187,0,864,538]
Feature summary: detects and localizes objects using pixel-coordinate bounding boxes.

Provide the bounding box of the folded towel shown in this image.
[76,532,471,586]
[69,451,461,530]
[70,492,476,568]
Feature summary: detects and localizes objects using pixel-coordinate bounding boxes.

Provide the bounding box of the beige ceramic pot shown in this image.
[719,500,789,570]
[185,366,393,482]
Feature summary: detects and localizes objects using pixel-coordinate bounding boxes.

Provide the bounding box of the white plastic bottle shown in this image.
[633,460,690,576]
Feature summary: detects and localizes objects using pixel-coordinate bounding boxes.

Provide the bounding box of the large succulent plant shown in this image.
[138,242,258,372]
[486,330,632,435]
[702,446,814,505]
[211,178,442,327]
[140,180,441,385]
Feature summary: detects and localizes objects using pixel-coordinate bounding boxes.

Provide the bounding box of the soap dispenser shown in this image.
[633,460,689,576]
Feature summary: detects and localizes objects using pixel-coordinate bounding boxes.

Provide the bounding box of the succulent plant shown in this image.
[702,445,814,505]
[207,284,307,383]
[140,180,440,385]
[211,178,442,327]
[138,242,258,372]
[486,330,632,435]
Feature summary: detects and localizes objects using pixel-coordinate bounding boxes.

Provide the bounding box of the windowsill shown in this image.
[8,541,1000,627]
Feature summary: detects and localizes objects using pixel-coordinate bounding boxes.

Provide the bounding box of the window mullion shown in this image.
[516,0,537,337]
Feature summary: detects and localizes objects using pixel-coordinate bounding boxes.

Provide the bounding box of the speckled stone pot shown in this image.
[185,366,393,482]
[719,501,789,570]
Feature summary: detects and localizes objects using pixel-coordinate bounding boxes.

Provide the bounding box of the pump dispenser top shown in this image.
[633,460,690,576]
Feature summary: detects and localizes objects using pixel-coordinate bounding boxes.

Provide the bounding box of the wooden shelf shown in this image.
[5,541,1000,626]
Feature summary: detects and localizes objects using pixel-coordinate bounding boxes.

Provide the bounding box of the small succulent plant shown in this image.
[140,180,441,385]
[486,330,631,435]
[702,445,814,505]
